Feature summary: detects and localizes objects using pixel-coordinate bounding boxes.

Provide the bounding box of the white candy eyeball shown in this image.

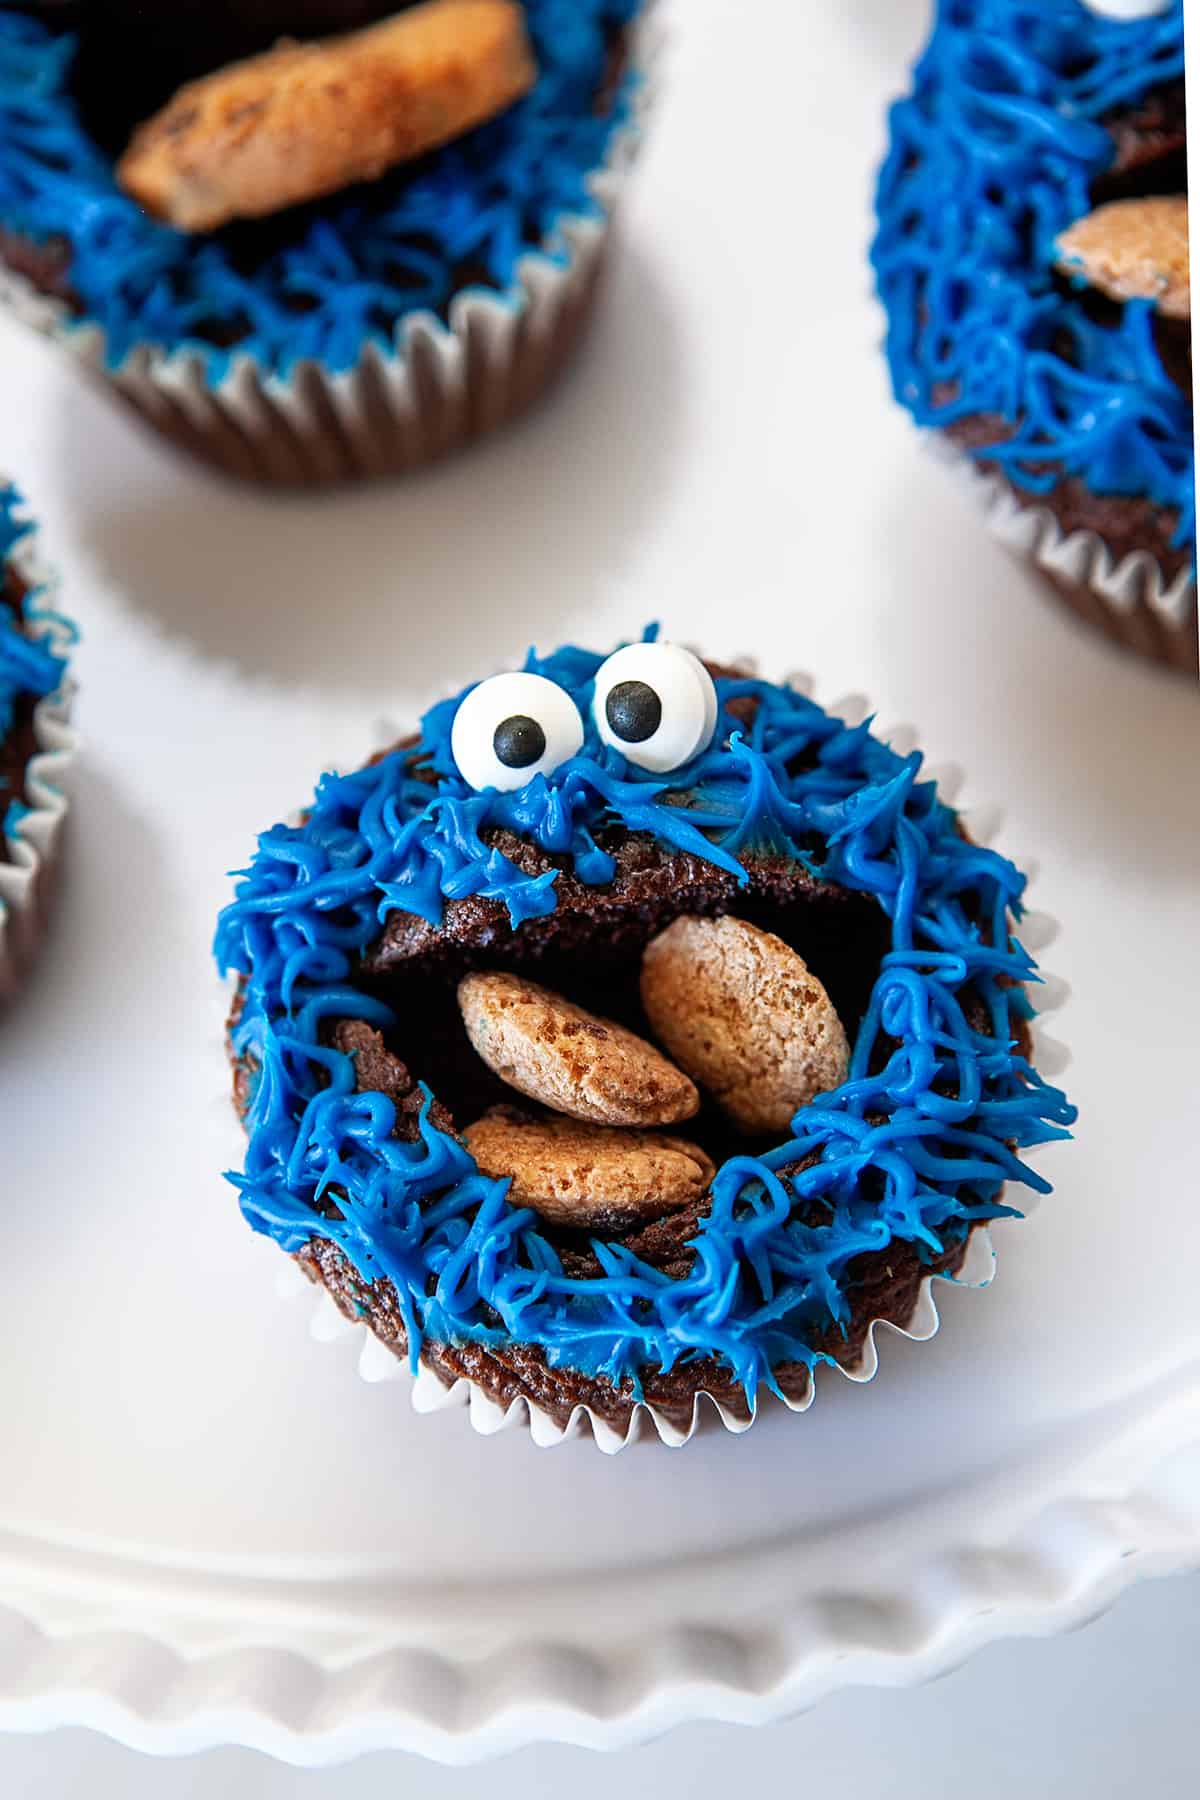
[450,671,584,793]
[1077,1,1169,17]
[592,642,719,774]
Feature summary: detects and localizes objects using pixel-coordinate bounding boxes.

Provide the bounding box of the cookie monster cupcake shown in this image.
[0,483,75,1004]
[216,635,1075,1449]
[874,0,1195,674]
[0,2,649,484]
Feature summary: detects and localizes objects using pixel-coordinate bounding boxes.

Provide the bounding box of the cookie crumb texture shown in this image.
[464,1110,714,1229]
[458,970,700,1128]
[1056,194,1189,321]
[118,0,538,232]
[641,916,850,1135]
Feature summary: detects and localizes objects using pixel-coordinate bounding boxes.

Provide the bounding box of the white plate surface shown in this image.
[0,0,1197,1765]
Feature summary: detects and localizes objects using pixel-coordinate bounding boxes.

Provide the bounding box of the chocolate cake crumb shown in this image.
[1096,78,1187,202]
[331,1017,455,1140]
[293,1223,972,1433]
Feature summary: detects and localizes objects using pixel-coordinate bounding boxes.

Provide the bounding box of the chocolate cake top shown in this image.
[872,0,1192,554]
[215,635,1075,1403]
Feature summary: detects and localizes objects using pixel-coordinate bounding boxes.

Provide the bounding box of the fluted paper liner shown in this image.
[269,671,1071,1453]
[932,437,1198,677]
[0,21,657,487]
[0,516,76,1004]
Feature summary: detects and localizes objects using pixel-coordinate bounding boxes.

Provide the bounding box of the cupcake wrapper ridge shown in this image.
[931,437,1198,679]
[281,1220,998,1453]
[0,522,77,1005]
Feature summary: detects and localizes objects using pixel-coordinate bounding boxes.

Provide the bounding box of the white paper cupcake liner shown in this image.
[0,515,76,1004]
[928,436,1198,675]
[270,665,1072,1454]
[0,15,660,487]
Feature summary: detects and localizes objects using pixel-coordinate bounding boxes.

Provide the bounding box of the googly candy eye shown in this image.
[450,671,585,794]
[1076,1,1169,17]
[592,643,719,774]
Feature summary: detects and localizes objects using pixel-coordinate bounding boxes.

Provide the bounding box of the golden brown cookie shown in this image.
[464,1110,715,1228]
[457,971,700,1128]
[117,0,538,233]
[640,915,850,1135]
[1055,194,1189,320]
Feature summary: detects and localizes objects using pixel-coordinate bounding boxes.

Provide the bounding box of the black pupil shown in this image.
[493,714,547,770]
[606,680,662,744]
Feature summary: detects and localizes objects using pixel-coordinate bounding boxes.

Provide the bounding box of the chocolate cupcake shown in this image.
[0,483,75,1004]
[874,0,1195,675]
[216,636,1075,1448]
[0,2,649,485]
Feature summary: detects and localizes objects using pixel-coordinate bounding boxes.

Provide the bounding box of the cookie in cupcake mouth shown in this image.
[217,636,1075,1427]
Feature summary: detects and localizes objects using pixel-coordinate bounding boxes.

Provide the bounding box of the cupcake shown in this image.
[0,483,75,1004]
[215,635,1075,1448]
[873,0,1195,674]
[0,1,648,485]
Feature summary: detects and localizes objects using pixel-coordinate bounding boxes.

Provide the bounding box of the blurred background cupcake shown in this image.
[0,1,651,485]
[0,481,75,1004]
[873,0,1194,676]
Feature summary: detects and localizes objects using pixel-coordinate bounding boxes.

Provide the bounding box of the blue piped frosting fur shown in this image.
[0,484,70,847]
[215,638,1075,1402]
[0,3,640,380]
[872,0,1192,549]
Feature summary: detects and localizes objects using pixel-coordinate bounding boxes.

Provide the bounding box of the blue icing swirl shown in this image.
[0,2,640,380]
[215,636,1076,1402]
[872,0,1193,550]
[0,483,70,846]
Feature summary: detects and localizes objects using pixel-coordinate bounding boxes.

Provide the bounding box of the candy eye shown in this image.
[450,671,584,793]
[592,643,719,774]
[1076,1,1168,15]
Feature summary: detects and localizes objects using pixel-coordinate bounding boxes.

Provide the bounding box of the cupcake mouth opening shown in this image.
[53,2,535,277]
[330,830,891,1198]
[61,2,433,153]
[1066,77,1190,380]
[60,2,632,185]
[1093,141,1187,205]
[1091,77,1187,207]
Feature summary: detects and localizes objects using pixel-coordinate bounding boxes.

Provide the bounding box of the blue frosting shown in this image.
[0,2,640,380]
[873,0,1193,550]
[0,484,69,846]
[215,636,1076,1402]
